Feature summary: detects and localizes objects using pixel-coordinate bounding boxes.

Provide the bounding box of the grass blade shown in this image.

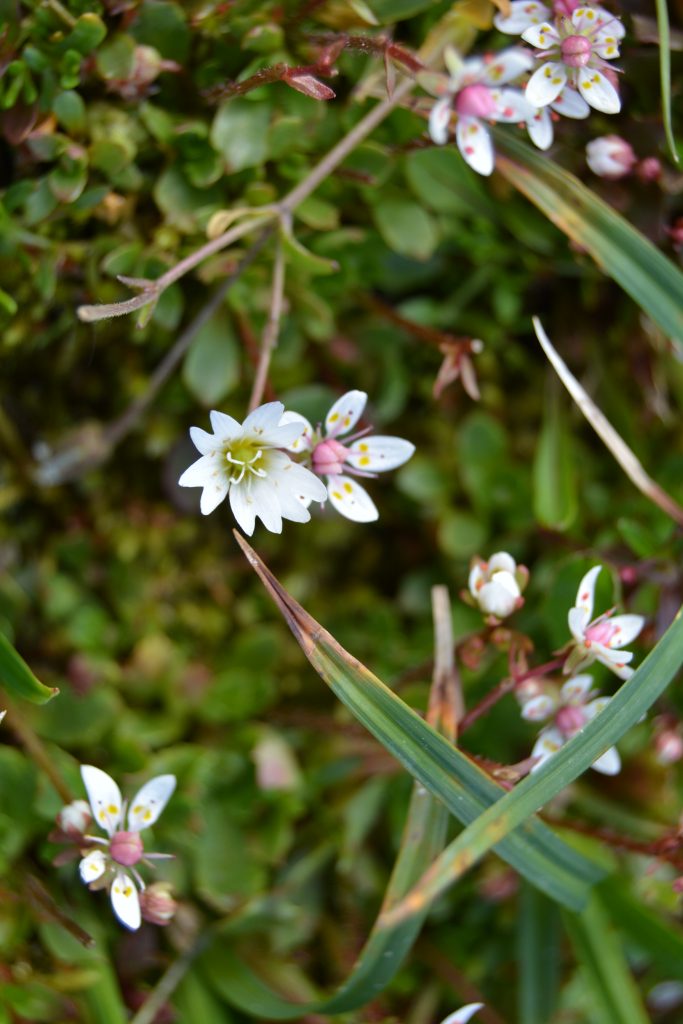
[654,0,678,164]
[600,877,683,982]
[381,605,683,927]
[517,884,561,1024]
[563,894,650,1024]
[494,132,683,346]
[0,633,58,705]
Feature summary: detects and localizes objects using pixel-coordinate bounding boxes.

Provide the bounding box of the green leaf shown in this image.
[380,606,683,926]
[182,307,240,406]
[95,35,137,82]
[494,132,683,346]
[211,100,271,173]
[131,0,190,62]
[563,894,650,1024]
[654,0,678,164]
[281,231,339,277]
[0,633,58,704]
[600,877,683,982]
[52,91,86,134]
[533,375,577,531]
[372,198,439,262]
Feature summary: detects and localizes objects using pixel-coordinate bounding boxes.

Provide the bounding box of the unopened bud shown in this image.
[252,732,301,792]
[140,883,177,926]
[655,729,683,765]
[636,156,662,183]
[586,136,636,180]
[57,799,92,836]
[284,72,335,101]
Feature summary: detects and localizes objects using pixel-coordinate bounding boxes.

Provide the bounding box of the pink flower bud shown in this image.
[667,217,683,249]
[655,729,683,765]
[586,136,636,179]
[110,830,144,867]
[637,156,662,183]
[140,883,177,926]
[312,438,348,475]
[57,800,92,836]
[560,35,593,68]
[556,704,586,736]
[284,72,336,101]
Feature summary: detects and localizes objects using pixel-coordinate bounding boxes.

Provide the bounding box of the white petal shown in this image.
[440,1005,484,1024]
[325,391,367,437]
[200,477,229,515]
[261,420,312,449]
[347,435,415,473]
[494,1,551,34]
[487,551,516,574]
[189,426,218,455]
[521,694,556,721]
[490,88,535,123]
[606,614,645,648]
[468,563,485,596]
[568,605,590,642]
[521,22,560,49]
[593,35,621,60]
[456,116,494,176]
[327,475,378,522]
[429,96,452,145]
[277,459,328,502]
[110,872,141,930]
[481,47,534,86]
[477,574,520,617]
[592,746,621,775]
[530,727,565,770]
[574,565,601,619]
[209,410,241,441]
[551,86,590,118]
[276,486,313,523]
[178,454,219,488]
[242,401,285,437]
[559,674,594,705]
[279,411,314,453]
[526,106,553,149]
[79,850,107,884]
[594,646,635,679]
[229,482,256,536]
[572,6,624,38]
[576,67,620,114]
[583,696,610,720]
[525,63,566,107]
[249,476,283,534]
[128,775,176,832]
[81,765,123,838]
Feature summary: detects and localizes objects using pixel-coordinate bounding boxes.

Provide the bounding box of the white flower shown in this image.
[586,134,636,178]
[521,674,620,774]
[468,551,528,619]
[280,390,414,523]
[521,6,625,113]
[564,566,645,680]
[57,799,92,836]
[78,765,176,930]
[427,48,540,175]
[178,402,327,536]
[494,0,583,35]
[440,1005,484,1024]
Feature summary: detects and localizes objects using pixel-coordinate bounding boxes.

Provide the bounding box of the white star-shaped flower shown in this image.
[178,402,327,535]
[564,565,645,680]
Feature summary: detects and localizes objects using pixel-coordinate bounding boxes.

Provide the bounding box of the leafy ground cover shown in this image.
[1,1,683,1022]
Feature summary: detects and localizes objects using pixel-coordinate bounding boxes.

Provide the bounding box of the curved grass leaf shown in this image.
[211,534,607,1016]
[563,894,650,1024]
[494,132,683,346]
[655,0,678,164]
[381,606,683,927]
[0,632,58,704]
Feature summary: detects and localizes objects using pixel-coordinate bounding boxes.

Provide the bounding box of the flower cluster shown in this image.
[564,566,645,680]
[180,392,414,532]
[76,766,176,930]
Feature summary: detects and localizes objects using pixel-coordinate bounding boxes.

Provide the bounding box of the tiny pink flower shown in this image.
[564,566,645,680]
[77,766,176,930]
[586,135,637,178]
[520,674,620,774]
[281,391,414,522]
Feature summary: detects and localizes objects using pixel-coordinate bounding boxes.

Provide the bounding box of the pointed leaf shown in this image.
[0,633,58,704]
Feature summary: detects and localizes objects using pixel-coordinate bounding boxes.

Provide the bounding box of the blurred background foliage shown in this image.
[1,0,683,1021]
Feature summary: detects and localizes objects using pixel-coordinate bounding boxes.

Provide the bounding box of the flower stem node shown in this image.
[76,766,176,930]
[467,551,529,620]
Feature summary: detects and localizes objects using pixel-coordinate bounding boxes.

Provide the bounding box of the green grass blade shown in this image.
[0,632,58,704]
[533,375,577,531]
[381,606,683,927]
[655,0,678,164]
[517,884,561,1024]
[563,894,650,1024]
[494,132,683,346]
